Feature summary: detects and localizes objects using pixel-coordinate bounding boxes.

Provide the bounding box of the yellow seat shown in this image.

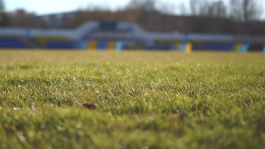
[87,41,98,50]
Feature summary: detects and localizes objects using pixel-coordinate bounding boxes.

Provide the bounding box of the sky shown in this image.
[5,0,185,14]
[4,0,265,19]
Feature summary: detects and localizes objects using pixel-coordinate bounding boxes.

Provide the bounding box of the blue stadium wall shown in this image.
[0,21,265,52]
[1,36,264,53]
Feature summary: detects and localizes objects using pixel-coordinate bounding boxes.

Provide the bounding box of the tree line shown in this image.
[0,0,264,35]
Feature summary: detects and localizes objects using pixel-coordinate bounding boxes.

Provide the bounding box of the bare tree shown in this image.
[189,0,208,16]
[126,0,157,12]
[189,0,227,18]
[207,1,227,18]
[0,0,9,26]
[157,1,176,15]
[229,0,262,22]
[125,0,159,31]
[0,0,4,21]
[178,2,188,15]
[0,0,3,12]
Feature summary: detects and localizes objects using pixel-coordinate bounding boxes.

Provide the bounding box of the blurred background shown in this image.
[0,0,265,52]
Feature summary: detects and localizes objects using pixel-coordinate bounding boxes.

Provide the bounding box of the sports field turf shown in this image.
[0,50,265,149]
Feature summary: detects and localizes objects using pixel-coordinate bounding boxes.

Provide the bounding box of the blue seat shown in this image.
[97,42,107,50]
[204,43,233,51]
[46,41,75,49]
[145,45,171,50]
[0,37,30,48]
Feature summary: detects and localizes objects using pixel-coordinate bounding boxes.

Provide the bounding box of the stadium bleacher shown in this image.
[0,36,31,48]
[0,21,264,52]
[46,41,75,49]
[248,43,265,52]
[145,45,172,50]
[204,42,234,51]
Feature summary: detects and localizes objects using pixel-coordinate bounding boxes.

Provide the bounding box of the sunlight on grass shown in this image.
[0,50,265,149]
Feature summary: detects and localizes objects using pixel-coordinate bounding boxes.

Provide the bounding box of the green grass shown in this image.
[0,50,265,149]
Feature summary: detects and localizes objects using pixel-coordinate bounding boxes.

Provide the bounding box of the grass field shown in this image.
[0,50,265,149]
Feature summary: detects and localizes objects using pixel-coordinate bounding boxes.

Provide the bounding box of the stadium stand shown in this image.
[99,22,118,31]
[45,41,75,49]
[145,44,171,50]
[179,42,192,53]
[248,43,265,52]
[34,36,75,49]
[0,21,265,52]
[232,43,242,52]
[191,41,209,51]
[78,41,87,49]
[97,41,108,50]
[87,41,97,50]
[116,42,123,51]
[203,42,234,51]
[0,35,32,48]
[240,44,249,52]
[107,42,117,50]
